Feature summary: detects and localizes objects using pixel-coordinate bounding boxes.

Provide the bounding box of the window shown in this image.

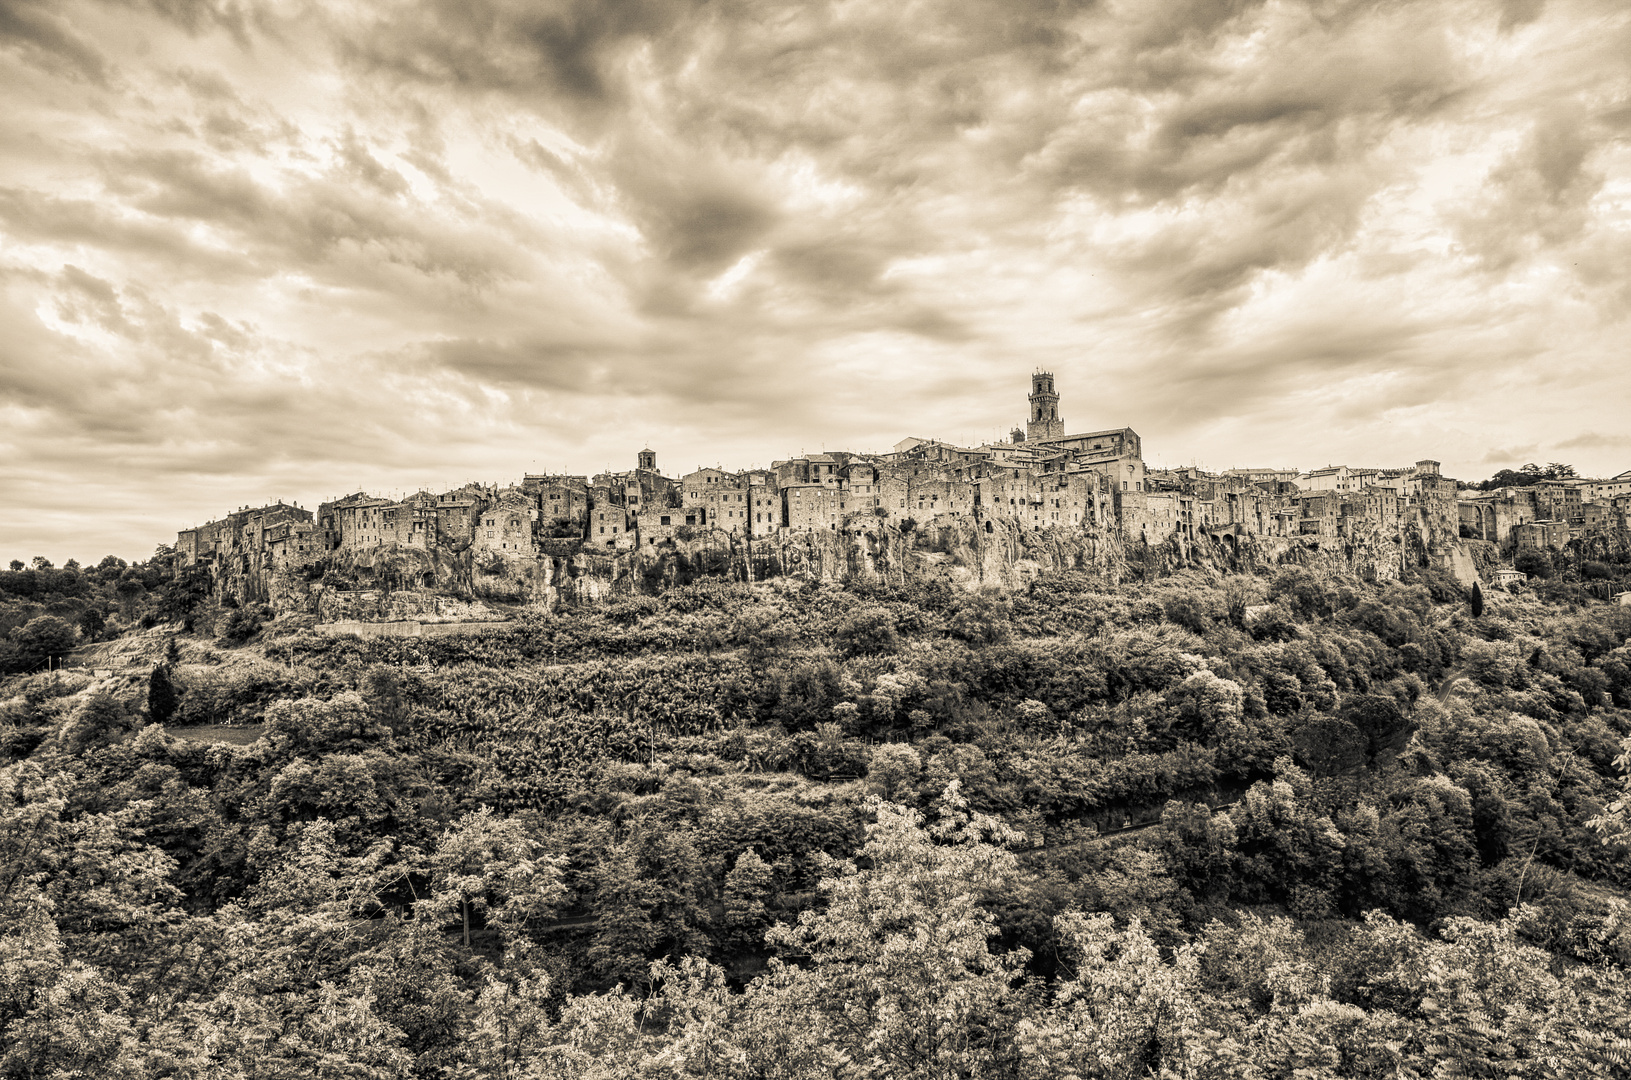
[660,516,671,526]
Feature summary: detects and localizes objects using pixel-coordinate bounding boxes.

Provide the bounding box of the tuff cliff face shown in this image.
[217,518,1132,615]
[216,507,1476,619]
[1116,503,1477,586]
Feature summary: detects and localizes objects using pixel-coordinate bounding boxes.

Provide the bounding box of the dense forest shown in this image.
[4,550,1631,1077]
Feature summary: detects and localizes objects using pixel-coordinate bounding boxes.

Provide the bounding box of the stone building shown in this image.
[169,374,1478,583]
[782,483,841,530]
[178,502,316,570]
[1515,520,1571,550]
[472,492,537,555]
[523,475,590,539]
[591,504,633,548]
[1587,470,1631,502]
[1026,371,1064,441]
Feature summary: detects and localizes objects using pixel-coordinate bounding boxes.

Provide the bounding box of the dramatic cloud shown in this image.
[1,0,1629,559]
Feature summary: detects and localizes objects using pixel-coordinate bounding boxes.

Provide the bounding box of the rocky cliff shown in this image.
[212,506,1478,619]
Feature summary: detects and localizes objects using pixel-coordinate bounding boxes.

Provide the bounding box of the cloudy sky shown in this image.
[2,0,1629,561]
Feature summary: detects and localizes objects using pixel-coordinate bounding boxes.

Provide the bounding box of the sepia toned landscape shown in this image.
[4,0,1631,1076]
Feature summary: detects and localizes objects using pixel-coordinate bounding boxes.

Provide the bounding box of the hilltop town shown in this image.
[172,375,1630,602]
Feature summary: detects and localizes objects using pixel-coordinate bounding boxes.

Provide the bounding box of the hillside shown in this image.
[3,559,1631,1076]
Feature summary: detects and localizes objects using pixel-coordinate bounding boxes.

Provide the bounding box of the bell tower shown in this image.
[1027,371,1063,442]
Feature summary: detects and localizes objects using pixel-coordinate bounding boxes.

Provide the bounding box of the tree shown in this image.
[1016,913,1203,1078]
[1587,738,1631,847]
[867,743,924,802]
[59,692,139,756]
[156,563,212,625]
[721,848,776,953]
[1157,800,1237,903]
[1339,692,1415,765]
[7,615,77,672]
[588,825,712,987]
[1231,761,1347,916]
[1470,580,1484,618]
[426,807,566,949]
[77,607,106,640]
[834,606,902,658]
[764,785,1030,1079]
[147,665,179,726]
[114,576,146,621]
[215,607,262,645]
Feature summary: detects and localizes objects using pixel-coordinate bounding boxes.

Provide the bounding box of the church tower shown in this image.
[1027,371,1063,441]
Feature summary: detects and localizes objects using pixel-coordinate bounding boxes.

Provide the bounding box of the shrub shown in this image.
[834,607,901,658]
[216,608,263,645]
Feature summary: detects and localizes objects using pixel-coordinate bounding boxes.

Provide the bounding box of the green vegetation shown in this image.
[3,560,1631,1077]
[1468,462,1579,490]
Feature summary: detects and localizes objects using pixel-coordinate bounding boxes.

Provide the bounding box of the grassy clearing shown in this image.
[169,723,264,745]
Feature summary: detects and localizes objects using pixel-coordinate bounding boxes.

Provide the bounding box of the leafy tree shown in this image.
[1515,549,1555,579]
[426,806,566,948]
[764,786,1030,1079]
[1016,912,1202,1078]
[1291,715,1368,778]
[834,606,902,658]
[6,615,77,673]
[867,742,923,801]
[721,848,775,953]
[1157,800,1238,904]
[588,825,711,987]
[156,563,212,625]
[1339,692,1415,765]
[1231,762,1347,916]
[77,607,106,640]
[1588,738,1631,847]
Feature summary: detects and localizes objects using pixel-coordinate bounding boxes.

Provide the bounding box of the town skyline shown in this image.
[3,0,1629,561]
[6,375,1628,565]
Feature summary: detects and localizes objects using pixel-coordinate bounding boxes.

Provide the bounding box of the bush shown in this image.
[216,608,263,645]
[1514,550,1555,579]
[834,607,901,658]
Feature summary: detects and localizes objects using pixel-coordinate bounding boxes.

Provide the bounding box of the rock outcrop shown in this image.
[214,505,1477,620]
